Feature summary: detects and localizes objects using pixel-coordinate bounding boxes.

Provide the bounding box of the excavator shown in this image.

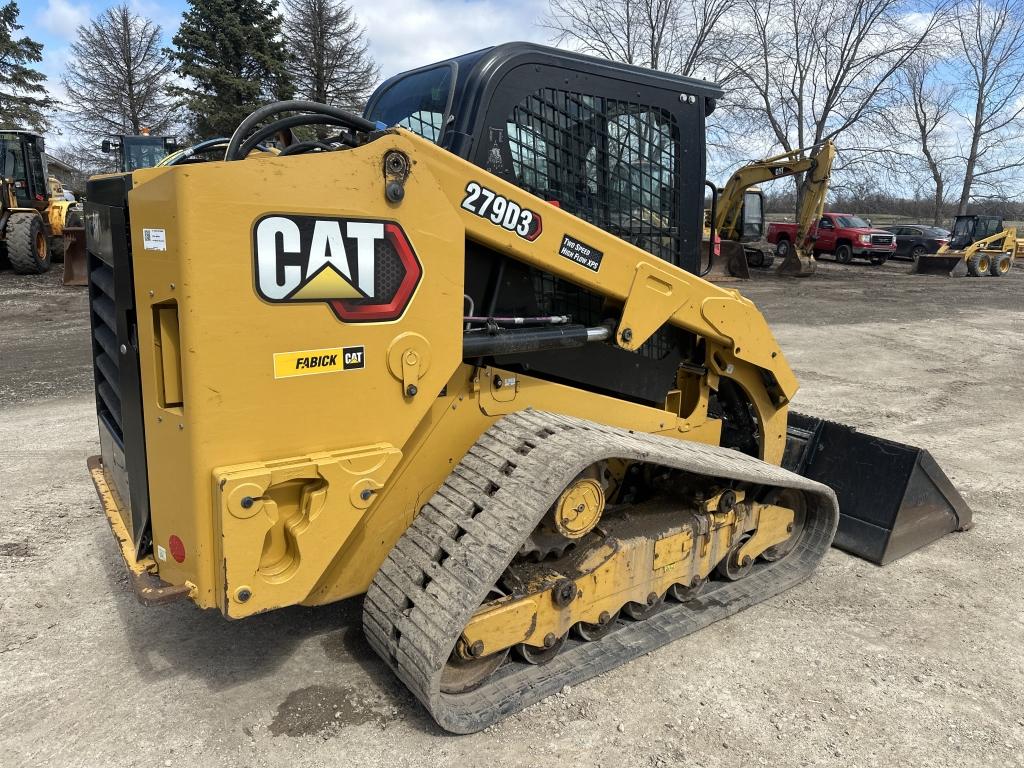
[708,141,836,279]
[82,44,970,733]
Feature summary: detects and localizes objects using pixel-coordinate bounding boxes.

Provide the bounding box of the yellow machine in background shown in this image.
[82,45,970,734]
[710,141,836,278]
[915,214,1017,277]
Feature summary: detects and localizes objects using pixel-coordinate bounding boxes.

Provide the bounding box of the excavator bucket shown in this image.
[61,226,88,286]
[703,238,750,280]
[914,253,967,277]
[777,251,816,277]
[784,413,972,564]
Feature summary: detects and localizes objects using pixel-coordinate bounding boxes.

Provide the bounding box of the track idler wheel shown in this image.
[440,589,510,694]
[715,534,754,581]
[515,632,567,665]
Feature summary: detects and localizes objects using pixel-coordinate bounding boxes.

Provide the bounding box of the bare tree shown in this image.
[727,0,949,210]
[544,0,735,76]
[282,0,378,117]
[61,4,178,150]
[953,0,1024,213]
[890,57,959,224]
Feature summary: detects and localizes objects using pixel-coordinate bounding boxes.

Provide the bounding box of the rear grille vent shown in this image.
[90,261,123,440]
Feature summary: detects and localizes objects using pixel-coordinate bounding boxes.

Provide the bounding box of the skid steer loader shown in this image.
[915,214,1017,277]
[84,44,970,733]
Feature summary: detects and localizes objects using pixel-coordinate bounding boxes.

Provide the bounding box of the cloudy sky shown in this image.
[20,0,551,115]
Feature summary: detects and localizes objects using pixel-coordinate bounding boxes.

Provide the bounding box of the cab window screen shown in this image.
[367,65,454,143]
[124,138,169,171]
[504,88,681,361]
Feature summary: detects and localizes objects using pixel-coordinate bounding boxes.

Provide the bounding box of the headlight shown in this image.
[860,234,871,244]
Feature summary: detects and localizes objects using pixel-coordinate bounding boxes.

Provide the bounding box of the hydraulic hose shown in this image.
[225,100,382,161]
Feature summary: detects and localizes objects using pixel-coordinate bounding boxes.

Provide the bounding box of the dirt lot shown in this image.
[1,261,1022,767]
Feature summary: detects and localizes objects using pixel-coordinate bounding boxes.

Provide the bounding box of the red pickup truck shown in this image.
[767,213,897,265]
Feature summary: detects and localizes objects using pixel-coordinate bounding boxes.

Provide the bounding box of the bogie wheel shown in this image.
[668,577,707,602]
[623,591,665,620]
[574,610,620,642]
[967,252,991,277]
[775,239,791,259]
[911,245,925,261]
[989,252,1012,277]
[6,213,51,274]
[515,633,566,665]
[834,244,853,264]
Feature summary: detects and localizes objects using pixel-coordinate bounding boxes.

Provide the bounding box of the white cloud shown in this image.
[35,0,90,40]
[349,0,550,77]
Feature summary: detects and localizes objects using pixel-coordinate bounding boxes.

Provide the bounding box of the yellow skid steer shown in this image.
[82,44,970,733]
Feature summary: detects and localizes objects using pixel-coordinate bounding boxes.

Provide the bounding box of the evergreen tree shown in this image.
[170,0,292,138]
[0,1,51,132]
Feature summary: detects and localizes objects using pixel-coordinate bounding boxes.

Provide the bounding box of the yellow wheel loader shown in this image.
[915,214,1018,277]
[83,44,970,733]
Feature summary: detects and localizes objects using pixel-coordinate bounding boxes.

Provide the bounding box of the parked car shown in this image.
[767,212,898,265]
[882,224,950,260]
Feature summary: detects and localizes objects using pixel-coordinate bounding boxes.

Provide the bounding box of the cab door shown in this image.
[815,216,837,251]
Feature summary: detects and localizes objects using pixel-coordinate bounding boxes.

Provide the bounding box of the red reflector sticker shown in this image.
[168,535,186,563]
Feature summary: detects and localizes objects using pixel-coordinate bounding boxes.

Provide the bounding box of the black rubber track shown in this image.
[363,410,839,733]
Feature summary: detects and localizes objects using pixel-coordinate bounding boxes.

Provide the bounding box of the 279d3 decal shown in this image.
[461,182,542,241]
[253,214,422,322]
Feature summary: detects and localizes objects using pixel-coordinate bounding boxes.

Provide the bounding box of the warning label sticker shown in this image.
[558,234,603,272]
[142,228,167,251]
[274,345,365,379]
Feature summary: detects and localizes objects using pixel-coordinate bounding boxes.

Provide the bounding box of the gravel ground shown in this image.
[1,259,1022,767]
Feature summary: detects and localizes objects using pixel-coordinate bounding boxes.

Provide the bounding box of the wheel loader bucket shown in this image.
[913,253,967,277]
[62,227,88,286]
[784,413,972,565]
[703,239,750,281]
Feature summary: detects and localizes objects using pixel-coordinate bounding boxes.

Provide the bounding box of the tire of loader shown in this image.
[967,252,991,277]
[364,410,839,734]
[6,212,50,274]
[49,236,65,264]
[989,252,1012,276]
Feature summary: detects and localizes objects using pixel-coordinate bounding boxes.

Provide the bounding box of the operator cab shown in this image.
[0,130,49,212]
[365,42,722,276]
[101,134,178,172]
[364,43,740,416]
[950,214,1003,250]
